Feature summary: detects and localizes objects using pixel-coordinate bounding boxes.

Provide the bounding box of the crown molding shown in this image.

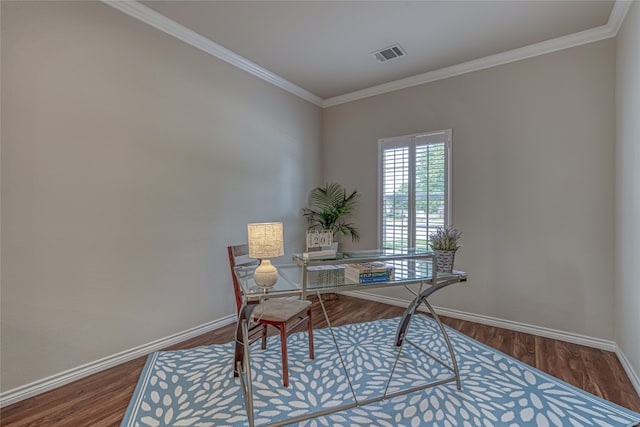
[101,1,323,107]
[103,0,630,110]
[324,0,632,107]
[608,0,633,34]
[323,23,616,107]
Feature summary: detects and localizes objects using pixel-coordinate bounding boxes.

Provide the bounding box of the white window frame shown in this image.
[377,129,452,249]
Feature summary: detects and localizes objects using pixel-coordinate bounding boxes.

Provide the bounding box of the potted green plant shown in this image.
[429,226,462,273]
[302,183,360,245]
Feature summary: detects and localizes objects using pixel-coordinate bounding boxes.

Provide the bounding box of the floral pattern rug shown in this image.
[122,316,640,427]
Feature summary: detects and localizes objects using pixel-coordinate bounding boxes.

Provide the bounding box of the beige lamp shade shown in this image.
[247,222,284,259]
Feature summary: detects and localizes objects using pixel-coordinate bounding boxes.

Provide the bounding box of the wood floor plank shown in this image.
[535,336,589,387]
[581,345,640,411]
[1,295,638,426]
[511,330,536,366]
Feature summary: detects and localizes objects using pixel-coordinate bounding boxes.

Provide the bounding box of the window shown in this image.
[378,130,451,251]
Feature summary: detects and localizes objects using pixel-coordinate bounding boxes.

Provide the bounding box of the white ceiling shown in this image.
[133,1,617,104]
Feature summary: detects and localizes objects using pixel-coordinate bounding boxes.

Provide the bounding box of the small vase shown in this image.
[434,249,456,273]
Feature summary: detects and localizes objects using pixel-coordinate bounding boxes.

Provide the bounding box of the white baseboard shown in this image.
[341,290,618,351]
[342,290,640,397]
[0,314,236,408]
[4,293,639,407]
[616,346,640,397]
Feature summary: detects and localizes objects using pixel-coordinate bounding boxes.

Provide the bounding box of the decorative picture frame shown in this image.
[306,230,333,250]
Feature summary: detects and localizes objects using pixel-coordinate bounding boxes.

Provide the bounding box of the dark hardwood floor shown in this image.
[2,295,639,426]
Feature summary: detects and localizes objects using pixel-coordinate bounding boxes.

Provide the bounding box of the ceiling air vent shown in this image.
[371,44,406,63]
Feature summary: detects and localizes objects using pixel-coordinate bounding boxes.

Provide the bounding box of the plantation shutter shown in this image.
[379,130,451,251]
[381,145,410,250]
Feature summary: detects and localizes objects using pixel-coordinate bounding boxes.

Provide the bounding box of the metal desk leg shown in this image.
[395,291,426,347]
[419,298,461,390]
[395,279,461,346]
[234,304,256,377]
[234,304,256,427]
[394,280,462,390]
[315,291,359,404]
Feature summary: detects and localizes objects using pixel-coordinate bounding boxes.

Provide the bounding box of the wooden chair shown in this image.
[228,244,314,387]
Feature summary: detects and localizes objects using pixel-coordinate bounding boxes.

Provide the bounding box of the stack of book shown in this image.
[344,262,394,284]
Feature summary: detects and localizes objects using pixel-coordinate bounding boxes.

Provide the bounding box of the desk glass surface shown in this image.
[234,264,303,298]
[235,249,465,299]
[233,249,468,427]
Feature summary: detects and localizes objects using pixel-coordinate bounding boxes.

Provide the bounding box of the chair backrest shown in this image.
[227,243,258,313]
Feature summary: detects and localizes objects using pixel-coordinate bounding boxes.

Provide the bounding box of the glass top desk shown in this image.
[234,249,467,427]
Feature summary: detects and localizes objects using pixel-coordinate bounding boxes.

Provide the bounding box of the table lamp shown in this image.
[247,222,284,289]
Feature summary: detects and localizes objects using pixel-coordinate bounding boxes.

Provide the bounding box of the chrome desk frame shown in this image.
[234,249,467,427]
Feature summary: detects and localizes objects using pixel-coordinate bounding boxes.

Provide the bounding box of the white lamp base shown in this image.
[254,259,278,289]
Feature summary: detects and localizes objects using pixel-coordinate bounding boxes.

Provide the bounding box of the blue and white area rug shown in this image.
[122,316,640,427]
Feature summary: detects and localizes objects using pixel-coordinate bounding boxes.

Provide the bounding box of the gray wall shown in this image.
[616,1,640,384]
[1,1,322,392]
[2,0,635,399]
[323,40,616,340]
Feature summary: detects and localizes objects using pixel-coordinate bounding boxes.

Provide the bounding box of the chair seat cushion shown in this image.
[253,299,312,323]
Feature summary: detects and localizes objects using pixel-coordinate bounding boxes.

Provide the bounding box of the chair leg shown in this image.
[261,324,267,350]
[307,309,314,360]
[279,324,289,387]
